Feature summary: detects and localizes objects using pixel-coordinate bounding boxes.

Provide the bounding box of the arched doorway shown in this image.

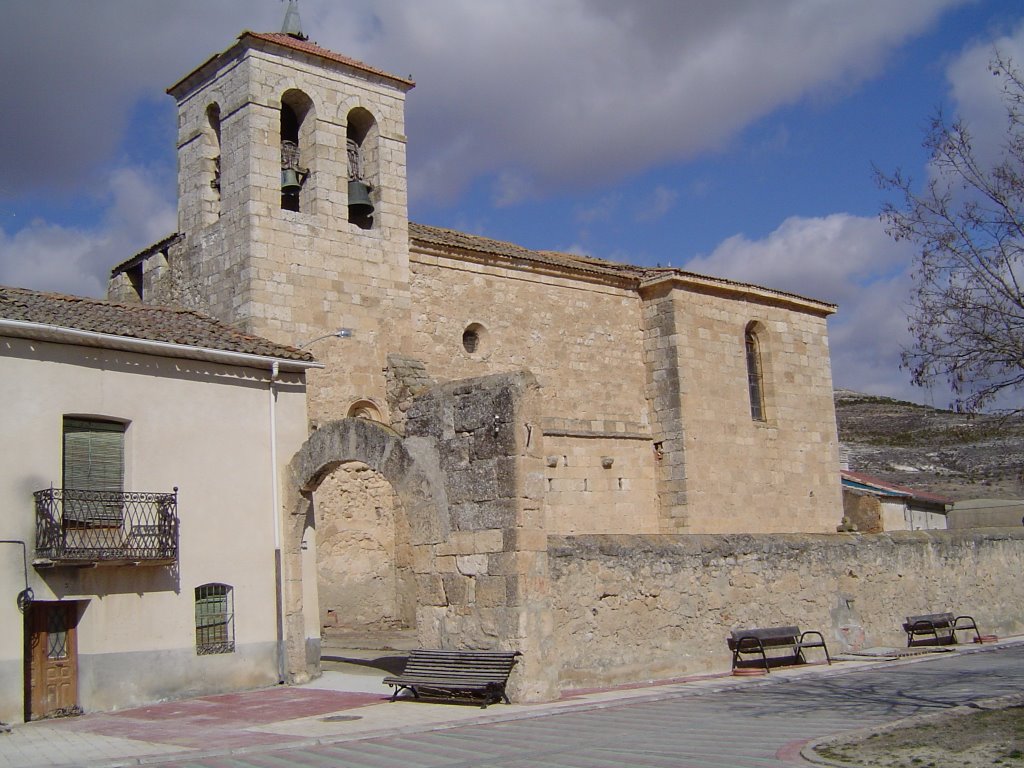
[315,460,415,635]
[282,417,446,682]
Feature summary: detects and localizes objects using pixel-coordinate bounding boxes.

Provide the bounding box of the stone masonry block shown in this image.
[503,528,548,552]
[441,573,473,606]
[453,391,491,433]
[417,573,446,606]
[473,529,505,554]
[434,554,458,573]
[446,464,497,505]
[475,575,509,608]
[451,499,518,531]
[456,554,488,576]
[493,457,520,498]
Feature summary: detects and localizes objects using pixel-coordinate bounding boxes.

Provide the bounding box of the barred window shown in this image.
[195,583,234,655]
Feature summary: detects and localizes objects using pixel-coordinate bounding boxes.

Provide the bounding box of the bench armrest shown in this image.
[733,635,768,652]
[797,630,826,647]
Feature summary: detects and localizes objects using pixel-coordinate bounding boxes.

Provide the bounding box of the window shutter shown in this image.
[62,419,124,492]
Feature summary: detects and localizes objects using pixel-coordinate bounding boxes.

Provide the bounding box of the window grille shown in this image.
[46,609,69,660]
[195,583,235,655]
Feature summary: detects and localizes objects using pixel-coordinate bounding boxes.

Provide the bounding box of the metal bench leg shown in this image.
[389,685,419,702]
[954,616,982,644]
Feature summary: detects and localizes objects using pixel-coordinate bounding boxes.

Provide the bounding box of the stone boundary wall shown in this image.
[549,530,1024,690]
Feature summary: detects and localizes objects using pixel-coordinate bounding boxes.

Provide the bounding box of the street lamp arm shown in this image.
[299,328,353,349]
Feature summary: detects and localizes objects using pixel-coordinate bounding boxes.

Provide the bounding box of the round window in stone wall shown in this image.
[462,323,485,354]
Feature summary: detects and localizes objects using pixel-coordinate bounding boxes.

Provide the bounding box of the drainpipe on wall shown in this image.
[269,361,286,684]
[0,540,33,612]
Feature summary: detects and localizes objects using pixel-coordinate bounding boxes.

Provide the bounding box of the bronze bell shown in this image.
[281,168,303,195]
[348,179,374,217]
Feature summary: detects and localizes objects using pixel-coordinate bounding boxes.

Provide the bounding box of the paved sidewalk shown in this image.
[3,638,1023,767]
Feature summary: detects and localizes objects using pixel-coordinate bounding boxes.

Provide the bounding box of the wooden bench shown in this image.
[903,612,981,646]
[382,649,520,707]
[728,626,831,673]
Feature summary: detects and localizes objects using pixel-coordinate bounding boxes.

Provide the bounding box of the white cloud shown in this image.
[0,0,968,204]
[684,213,942,403]
[685,214,911,306]
[945,20,1024,166]
[0,166,175,298]
[330,0,968,204]
[635,186,679,223]
[0,2,282,196]
[574,195,620,225]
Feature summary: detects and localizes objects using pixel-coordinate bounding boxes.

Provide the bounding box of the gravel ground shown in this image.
[809,698,1024,767]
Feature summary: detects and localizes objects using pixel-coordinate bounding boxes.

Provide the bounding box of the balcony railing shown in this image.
[34,488,179,565]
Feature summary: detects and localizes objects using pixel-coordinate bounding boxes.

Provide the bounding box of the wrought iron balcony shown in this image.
[33,488,179,566]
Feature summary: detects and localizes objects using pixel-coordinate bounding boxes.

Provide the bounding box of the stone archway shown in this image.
[281,371,559,701]
[281,417,447,682]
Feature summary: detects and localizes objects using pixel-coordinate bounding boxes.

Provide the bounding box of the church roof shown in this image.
[408,222,836,313]
[0,285,314,364]
[245,32,415,88]
[408,222,646,282]
[110,223,835,315]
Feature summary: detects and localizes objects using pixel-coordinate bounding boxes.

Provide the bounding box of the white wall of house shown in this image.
[0,335,308,722]
[907,505,947,531]
[879,498,909,532]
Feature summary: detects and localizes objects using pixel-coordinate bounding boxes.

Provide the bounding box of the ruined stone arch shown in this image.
[281,417,447,681]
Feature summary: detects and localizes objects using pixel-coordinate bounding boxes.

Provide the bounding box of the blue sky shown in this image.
[1,0,1022,410]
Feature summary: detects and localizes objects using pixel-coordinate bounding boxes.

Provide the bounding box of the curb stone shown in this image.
[800,691,1024,767]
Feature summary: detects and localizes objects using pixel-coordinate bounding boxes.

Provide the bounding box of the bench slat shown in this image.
[383,649,520,707]
[727,626,831,672]
[902,611,980,646]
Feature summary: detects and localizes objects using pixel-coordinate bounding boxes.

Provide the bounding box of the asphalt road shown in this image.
[161,644,1024,768]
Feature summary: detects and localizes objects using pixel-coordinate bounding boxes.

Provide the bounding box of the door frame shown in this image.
[24,600,81,721]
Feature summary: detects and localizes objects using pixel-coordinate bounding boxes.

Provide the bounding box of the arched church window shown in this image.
[745,323,766,422]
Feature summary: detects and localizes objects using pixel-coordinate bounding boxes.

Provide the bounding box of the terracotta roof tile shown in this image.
[842,470,953,506]
[109,233,182,275]
[244,32,415,87]
[0,285,313,363]
[167,31,414,99]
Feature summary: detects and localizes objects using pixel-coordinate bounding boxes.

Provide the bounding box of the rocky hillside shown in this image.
[835,389,1024,501]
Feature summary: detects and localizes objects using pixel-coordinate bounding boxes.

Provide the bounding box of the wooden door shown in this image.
[26,601,79,719]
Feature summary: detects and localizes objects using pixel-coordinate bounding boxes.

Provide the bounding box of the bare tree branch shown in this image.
[878,52,1024,414]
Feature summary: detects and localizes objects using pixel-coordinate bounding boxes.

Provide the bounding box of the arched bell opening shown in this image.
[280,89,315,212]
[346,107,379,229]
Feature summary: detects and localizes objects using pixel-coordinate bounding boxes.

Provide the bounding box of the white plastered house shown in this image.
[841,470,952,532]
[0,285,317,723]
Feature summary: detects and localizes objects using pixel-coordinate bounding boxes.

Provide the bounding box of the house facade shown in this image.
[840,470,951,532]
[0,286,314,723]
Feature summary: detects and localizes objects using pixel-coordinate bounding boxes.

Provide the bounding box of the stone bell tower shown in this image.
[164,12,416,425]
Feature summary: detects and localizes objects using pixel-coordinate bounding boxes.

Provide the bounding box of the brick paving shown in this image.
[4,642,1024,768]
[56,689,382,750]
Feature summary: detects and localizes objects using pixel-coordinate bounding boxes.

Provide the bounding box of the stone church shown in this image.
[107,16,846,697]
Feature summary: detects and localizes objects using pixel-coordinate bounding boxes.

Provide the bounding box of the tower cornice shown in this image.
[167,31,415,101]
